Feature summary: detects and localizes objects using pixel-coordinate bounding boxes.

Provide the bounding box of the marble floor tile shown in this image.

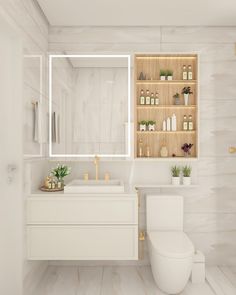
[218,266,236,289]
[33,265,217,295]
[206,267,236,295]
[77,266,103,295]
[100,266,163,295]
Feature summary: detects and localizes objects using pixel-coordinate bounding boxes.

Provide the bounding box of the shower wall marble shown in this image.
[0,0,49,293]
[49,26,236,265]
[71,67,128,155]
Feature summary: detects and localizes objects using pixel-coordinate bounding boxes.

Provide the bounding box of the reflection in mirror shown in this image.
[49,55,130,157]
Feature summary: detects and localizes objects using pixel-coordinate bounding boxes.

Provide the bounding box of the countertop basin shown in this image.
[64,179,125,194]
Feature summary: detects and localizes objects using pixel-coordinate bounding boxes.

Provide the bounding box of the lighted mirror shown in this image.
[49,54,131,157]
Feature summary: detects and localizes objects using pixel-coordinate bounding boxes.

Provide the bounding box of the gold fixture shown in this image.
[139,230,146,260]
[139,231,145,241]
[94,155,100,181]
[229,147,236,154]
[83,173,89,181]
[104,172,110,181]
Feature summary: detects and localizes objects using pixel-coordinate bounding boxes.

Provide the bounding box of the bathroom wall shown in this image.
[0,0,49,293]
[49,26,236,266]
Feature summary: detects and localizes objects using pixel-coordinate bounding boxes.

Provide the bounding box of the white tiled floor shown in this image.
[33,265,217,295]
[206,266,236,295]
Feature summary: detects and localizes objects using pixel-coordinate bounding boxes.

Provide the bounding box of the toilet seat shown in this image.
[149,231,194,259]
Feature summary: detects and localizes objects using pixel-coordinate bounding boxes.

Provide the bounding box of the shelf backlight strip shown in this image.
[136,56,197,60]
[136,81,196,85]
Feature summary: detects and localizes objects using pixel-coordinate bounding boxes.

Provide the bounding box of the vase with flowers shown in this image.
[181,143,193,157]
[182,86,193,106]
[51,164,71,189]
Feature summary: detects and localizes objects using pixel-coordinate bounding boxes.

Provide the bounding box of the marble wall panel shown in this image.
[47,25,236,265]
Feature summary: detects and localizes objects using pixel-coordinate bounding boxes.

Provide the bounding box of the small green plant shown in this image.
[166,69,173,76]
[148,120,156,125]
[160,69,166,76]
[171,165,181,177]
[182,165,192,177]
[51,164,71,181]
[139,120,148,125]
[182,86,193,95]
[173,92,180,98]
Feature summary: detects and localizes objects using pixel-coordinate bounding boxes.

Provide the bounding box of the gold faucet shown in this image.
[229,146,236,154]
[94,155,100,180]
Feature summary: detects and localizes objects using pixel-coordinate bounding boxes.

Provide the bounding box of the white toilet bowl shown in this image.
[148,231,194,294]
[146,195,195,294]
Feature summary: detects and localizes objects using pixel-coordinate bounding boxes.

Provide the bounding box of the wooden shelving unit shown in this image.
[134,53,198,159]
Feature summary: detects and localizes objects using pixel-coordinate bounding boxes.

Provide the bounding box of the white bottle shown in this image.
[171,114,177,131]
[145,90,151,105]
[183,65,188,80]
[166,117,171,131]
[162,120,166,131]
[188,65,193,80]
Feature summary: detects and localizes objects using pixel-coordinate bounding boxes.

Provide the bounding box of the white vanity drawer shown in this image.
[27,225,138,260]
[27,197,138,224]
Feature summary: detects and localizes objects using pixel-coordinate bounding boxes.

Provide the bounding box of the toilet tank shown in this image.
[146,195,183,232]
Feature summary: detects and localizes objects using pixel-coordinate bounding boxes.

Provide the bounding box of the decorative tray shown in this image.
[40,186,64,192]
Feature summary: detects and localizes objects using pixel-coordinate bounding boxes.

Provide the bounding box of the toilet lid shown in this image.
[149,231,194,259]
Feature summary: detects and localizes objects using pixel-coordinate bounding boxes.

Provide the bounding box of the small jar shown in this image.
[57,178,64,189]
[160,146,168,157]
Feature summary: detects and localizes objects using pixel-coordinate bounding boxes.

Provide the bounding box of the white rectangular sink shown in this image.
[64,179,125,194]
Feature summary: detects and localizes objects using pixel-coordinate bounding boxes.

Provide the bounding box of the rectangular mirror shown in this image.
[49,54,131,158]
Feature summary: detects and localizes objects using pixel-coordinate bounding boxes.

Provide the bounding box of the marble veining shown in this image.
[33,266,215,295]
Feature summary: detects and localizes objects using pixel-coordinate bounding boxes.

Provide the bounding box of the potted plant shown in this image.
[182,86,193,106]
[181,143,194,157]
[139,120,147,131]
[182,165,192,185]
[171,165,181,185]
[166,69,173,80]
[173,92,180,105]
[51,164,71,189]
[160,69,166,80]
[148,120,156,131]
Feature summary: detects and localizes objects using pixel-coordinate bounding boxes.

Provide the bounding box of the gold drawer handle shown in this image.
[229,147,236,154]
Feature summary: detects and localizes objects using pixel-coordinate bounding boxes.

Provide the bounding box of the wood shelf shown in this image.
[137,105,197,109]
[136,80,197,85]
[134,53,199,159]
[137,131,196,134]
[136,55,197,60]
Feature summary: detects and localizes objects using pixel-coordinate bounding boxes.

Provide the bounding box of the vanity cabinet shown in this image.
[26,194,138,260]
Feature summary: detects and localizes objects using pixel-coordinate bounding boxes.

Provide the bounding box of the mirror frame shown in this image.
[49,54,131,158]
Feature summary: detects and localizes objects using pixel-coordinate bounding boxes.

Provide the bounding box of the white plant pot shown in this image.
[167,76,173,80]
[148,124,155,131]
[184,94,189,106]
[160,76,166,80]
[183,177,191,185]
[172,177,180,185]
[139,124,146,131]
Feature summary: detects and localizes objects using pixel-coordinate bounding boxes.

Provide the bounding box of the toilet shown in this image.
[146,195,194,294]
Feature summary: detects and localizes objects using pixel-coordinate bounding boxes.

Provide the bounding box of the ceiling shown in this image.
[37,0,236,26]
